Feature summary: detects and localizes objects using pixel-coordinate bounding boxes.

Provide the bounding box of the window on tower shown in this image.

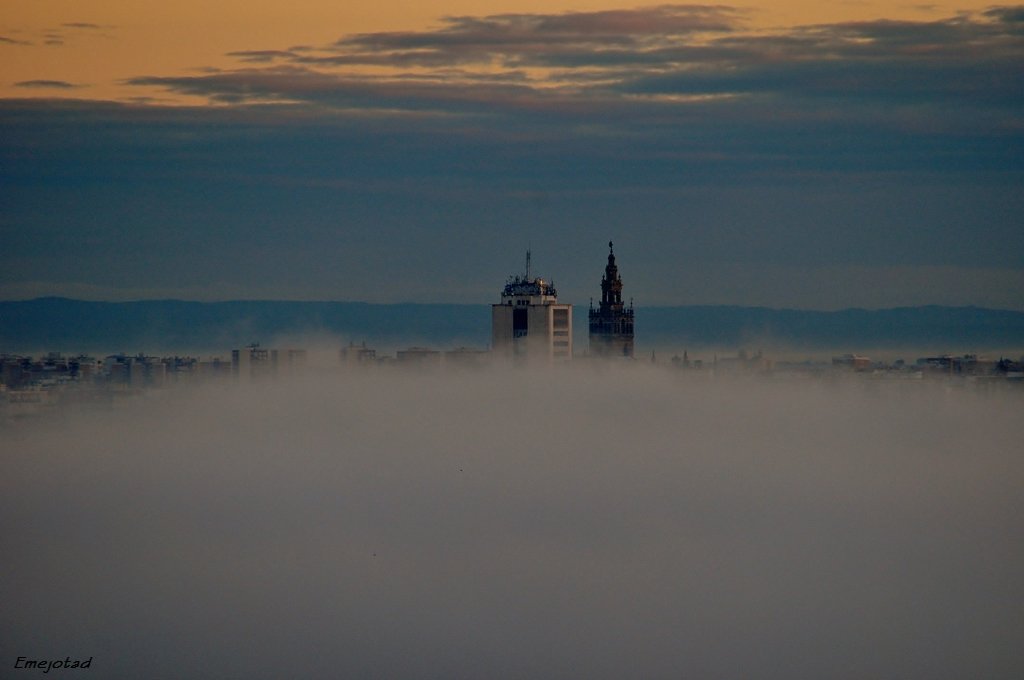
[513,308,528,338]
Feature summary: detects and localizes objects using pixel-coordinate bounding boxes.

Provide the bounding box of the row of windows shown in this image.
[553,309,570,329]
[589,324,634,334]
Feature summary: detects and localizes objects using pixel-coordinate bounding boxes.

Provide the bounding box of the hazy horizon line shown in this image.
[6,296,1024,315]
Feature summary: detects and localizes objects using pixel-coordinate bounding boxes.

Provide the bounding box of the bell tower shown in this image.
[588,241,635,357]
[601,241,623,308]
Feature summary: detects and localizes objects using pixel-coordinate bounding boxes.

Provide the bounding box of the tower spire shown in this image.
[589,240,634,358]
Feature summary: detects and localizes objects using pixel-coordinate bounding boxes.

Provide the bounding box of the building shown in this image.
[917,354,999,376]
[832,354,872,371]
[588,241,635,358]
[231,344,307,380]
[340,342,377,366]
[491,252,572,362]
[104,354,143,388]
[232,344,274,380]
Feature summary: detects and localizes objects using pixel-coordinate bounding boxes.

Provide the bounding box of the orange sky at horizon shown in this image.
[0,0,1002,103]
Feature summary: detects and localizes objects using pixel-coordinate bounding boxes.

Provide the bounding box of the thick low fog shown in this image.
[3,366,1023,679]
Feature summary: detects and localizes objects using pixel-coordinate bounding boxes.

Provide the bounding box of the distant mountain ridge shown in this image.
[2,297,1023,354]
[640,305,1024,352]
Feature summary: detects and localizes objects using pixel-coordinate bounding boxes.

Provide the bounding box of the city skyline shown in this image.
[4,7,1023,676]
[2,2,1022,309]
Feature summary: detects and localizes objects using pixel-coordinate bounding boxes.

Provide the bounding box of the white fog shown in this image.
[2,365,1022,678]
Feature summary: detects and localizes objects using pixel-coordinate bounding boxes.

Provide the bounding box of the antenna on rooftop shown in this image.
[525,249,532,280]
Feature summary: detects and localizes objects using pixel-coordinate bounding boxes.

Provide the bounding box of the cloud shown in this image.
[336,5,741,54]
[127,67,554,112]
[14,79,81,89]
[226,50,300,64]
[117,4,1024,183]
[3,7,1022,308]
[2,92,1020,309]
[0,35,32,46]
[121,4,1022,125]
[984,5,1024,23]
[246,6,741,72]
[5,22,116,49]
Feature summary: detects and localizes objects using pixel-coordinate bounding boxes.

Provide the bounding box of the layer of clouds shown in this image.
[330,5,741,62]
[2,368,1023,678]
[126,5,1023,120]
[1,93,1020,307]
[119,6,1024,191]
[1,6,1022,307]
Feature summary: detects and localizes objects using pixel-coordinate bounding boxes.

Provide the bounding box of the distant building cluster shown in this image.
[0,345,306,421]
[338,243,633,366]
[3,243,1023,422]
[0,351,234,392]
[5,342,1021,423]
[340,343,489,369]
[231,344,307,380]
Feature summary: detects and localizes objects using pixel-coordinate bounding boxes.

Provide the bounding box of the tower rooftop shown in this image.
[502,275,557,300]
[500,250,557,301]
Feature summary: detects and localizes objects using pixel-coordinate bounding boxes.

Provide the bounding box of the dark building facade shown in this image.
[588,241,635,357]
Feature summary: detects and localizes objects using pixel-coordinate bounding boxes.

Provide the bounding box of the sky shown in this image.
[3,367,1023,678]
[1,2,1022,308]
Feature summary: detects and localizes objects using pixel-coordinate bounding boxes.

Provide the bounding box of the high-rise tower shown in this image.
[588,241,635,357]
[491,252,573,362]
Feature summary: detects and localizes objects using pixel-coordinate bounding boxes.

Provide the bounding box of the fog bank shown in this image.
[2,368,1022,679]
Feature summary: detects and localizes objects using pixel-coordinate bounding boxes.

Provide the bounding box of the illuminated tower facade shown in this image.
[588,241,634,357]
[491,252,573,362]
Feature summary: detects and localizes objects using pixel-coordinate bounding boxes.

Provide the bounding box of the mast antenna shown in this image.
[525,249,532,280]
